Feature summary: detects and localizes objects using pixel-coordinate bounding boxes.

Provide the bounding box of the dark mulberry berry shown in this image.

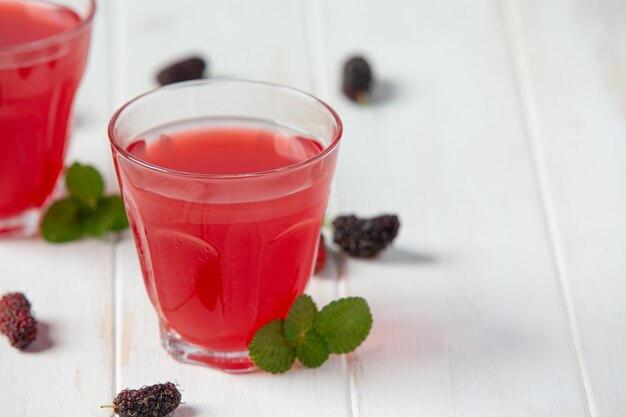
[342,56,373,103]
[156,56,206,86]
[314,234,327,273]
[110,382,181,417]
[0,292,37,350]
[333,214,400,258]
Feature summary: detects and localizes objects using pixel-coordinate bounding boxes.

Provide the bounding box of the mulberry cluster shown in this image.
[112,382,182,417]
[0,292,37,350]
[333,214,400,258]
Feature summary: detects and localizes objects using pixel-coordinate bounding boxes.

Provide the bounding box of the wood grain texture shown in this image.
[0,240,114,416]
[0,4,116,416]
[508,0,626,415]
[123,0,313,99]
[71,0,119,183]
[314,0,591,415]
[4,0,625,415]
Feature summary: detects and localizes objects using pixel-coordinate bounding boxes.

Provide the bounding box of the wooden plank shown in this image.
[117,1,350,416]
[123,0,313,100]
[0,240,114,416]
[507,0,626,415]
[72,0,119,182]
[314,0,591,415]
[0,3,117,415]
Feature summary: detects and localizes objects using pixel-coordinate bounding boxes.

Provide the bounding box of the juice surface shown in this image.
[0,0,80,46]
[128,125,323,175]
[0,0,88,222]
[122,122,331,352]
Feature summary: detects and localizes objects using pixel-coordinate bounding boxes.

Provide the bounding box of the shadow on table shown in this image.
[314,246,436,280]
[25,320,53,353]
[376,247,437,265]
[176,405,197,417]
[369,79,396,105]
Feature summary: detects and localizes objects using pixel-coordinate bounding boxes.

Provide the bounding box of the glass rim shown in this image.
[108,78,343,180]
[0,0,96,53]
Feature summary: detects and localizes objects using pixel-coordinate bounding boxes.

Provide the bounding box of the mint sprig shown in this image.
[247,320,296,374]
[65,162,104,207]
[314,297,372,354]
[284,294,317,344]
[294,329,329,368]
[41,198,84,242]
[248,295,373,373]
[41,162,129,243]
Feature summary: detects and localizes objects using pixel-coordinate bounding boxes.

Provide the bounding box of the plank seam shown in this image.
[301,0,330,100]
[302,0,357,416]
[104,0,128,394]
[101,0,118,398]
[497,0,599,415]
[114,241,123,392]
[338,274,361,417]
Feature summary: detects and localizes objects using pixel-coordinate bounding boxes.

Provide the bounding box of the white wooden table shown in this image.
[2,0,626,415]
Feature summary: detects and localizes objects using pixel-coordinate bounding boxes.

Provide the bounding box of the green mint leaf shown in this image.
[248,319,295,374]
[65,162,104,206]
[81,208,110,237]
[99,195,129,231]
[41,198,84,243]
[295,329,330,368]
[80,196,128,237]
[284,294,318,344]
[80,203,113,237]
[314,297,373,354]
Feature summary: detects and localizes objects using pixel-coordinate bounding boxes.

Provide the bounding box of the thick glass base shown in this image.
[0,209,40,237]
[160,325,256,373]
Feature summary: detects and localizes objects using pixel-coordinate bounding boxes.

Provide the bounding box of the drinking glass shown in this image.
[108,80,342,372]
[0,0,96,236]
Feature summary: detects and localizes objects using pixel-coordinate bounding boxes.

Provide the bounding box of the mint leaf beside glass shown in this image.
[314,297,373,354]
[284,294,318,344]
[248,320,296,374]
[41,162,129,243]
[65,162,104,207]
[248,294,373,373]
[40,198,84,243]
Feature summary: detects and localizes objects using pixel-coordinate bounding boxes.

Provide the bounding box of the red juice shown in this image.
[120,120,334,355]
[0,0,91,227]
